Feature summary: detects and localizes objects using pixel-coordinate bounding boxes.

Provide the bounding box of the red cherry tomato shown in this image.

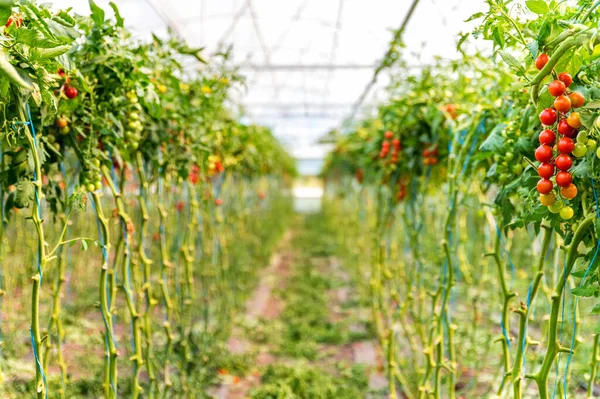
[535,145,553,162]
[553,96,571,113]
[558,72,573,87]
[557,137,575,154]
[384,131,393,139]
[557,119,577,137]
[555,154,573,171]
[539,129,556,145]
[538,162,555,179]
[537,179,553,194]
[548,80,566,97]
[569,92,585,108]
[536,53,549,70]
[561,183,578,199]
[556,171,573,187]
[64,86,78,99]
[539,108,557,125]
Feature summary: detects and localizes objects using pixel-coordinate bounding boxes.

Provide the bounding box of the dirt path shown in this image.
[210,215,387,398]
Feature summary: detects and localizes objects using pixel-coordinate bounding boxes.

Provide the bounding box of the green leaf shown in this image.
[89,0,105,26]
[457,32,469,52]
[594,320,600,335]
[479,124,505,151]
[498,50,526,77]
[0,50,33,90]
[537,19,551,44]
[465,12,484,22]
[571,158,591,178]
[0,1,12,25]
[571,286,597,297]
[526,0,549,14]
[21,5,57,42]
[592,303,600,314]
[14,28,63,48]
[109,2,124,27]
[53,10,76,27]
[492,27,505,49]
[81,239,88,251]
[30,45,72,61]
[572,269,587,278]
[527,41,538,59]
[583,99,600,109]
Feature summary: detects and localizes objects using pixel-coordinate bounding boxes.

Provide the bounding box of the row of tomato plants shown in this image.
[0,1,295,398]
[323,1,600,398]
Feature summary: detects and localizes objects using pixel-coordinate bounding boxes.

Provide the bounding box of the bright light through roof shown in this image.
[53,0,489,159]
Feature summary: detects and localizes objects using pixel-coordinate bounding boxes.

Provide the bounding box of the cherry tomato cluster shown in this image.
[80,158,103,193]
[188,164,200,185]
[54,69,79,100]
[208,154,225,175]
[443,103,458,120]
[396,180,407,202]
[355,168,364,183]
[423,146,439,165]
[534,67,586,220]
[379,131,402,163]
[125,92,142,150]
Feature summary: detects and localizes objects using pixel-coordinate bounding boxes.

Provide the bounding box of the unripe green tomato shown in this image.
[53,143,61,152]
[129,96,139,104]
[596,146,600,159]
[129,112,140,120]
[93,158,100,167]
[512,163,524,174]
[559,206,574,220]
[86,183,96,193]
[506,139,515,146]
[577,131,589,144]
[595,116,600,129]
[59,126,70,135]
[130,142,139,150]
[548,200,564,214]
[128,121,139,130]
[573,143,587,157]
[505,152,514,162]
[47,135,56,144]
[587,139,597,152]
[95,181,102,191]
[493,154,501,162]
[499,173,509,181]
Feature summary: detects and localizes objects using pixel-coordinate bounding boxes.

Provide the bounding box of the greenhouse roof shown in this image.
[55,0,488,158]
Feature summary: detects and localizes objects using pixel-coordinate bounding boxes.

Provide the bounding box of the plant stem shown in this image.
[43,211,68,399]
[17,100,47,399]
[512,226,552,398]
[588,334,600,398]
[157,170,175,393]
[91,192,118,399]
[101,164,143,399]
[134,152,157,397]
[533,214,595,399]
